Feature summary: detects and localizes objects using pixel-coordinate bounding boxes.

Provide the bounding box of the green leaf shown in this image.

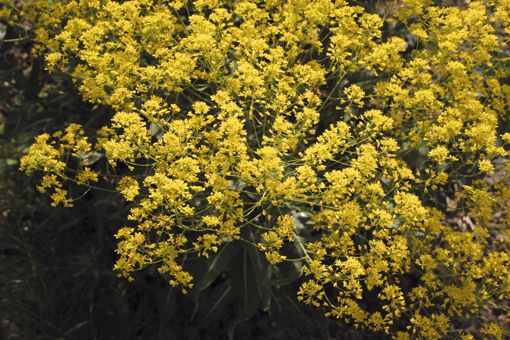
[61,320,91,338]
[227,249,260,340]
[267,285,320,337]
[187,241,241,319]
[200,284,235,327]
[240,225,272,311]
[271,260,303,287]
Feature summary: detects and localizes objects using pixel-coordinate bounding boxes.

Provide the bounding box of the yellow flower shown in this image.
[19,0,510,333]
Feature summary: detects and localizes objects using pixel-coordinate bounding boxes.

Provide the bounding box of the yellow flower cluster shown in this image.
[15,0,510,337]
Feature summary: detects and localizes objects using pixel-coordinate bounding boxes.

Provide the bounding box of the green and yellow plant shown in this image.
[9,0,510,337]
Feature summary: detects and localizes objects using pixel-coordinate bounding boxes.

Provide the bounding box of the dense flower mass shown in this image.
[11,0,510,337]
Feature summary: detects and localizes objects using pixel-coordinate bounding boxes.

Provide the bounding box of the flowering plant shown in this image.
[12,0,510,338]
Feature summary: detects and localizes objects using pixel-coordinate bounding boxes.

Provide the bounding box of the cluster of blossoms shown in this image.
[11,0,510,338]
